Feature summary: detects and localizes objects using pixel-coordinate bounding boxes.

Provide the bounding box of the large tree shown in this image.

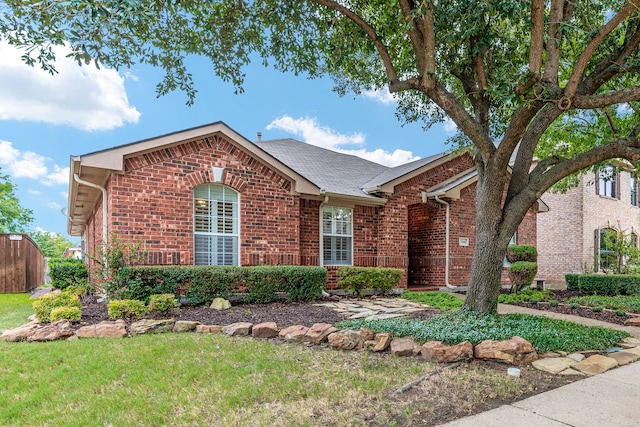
[0,168,33,232]
[3,0,639,312]
[28,230,74,258]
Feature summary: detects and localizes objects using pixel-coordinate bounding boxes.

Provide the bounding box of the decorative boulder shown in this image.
[474,336,538,366]
[390,337,420,357]
[305,323,337,344]
[173,321,199,333]
[327,329,363,350]
[421,341,473,363]
[27,320,74,342]
[76,320,128,338]
[195,324,222,334]
[252,322,279,339]
[221,322,253,336]
[130,319,176,335]
[210,298,231,310]
[0,322,40,342]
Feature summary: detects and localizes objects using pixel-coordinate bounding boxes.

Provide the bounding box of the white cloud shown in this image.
[46,201,62,210]
[361,87,396,105]
[443,118,457,135]
[28,189,41,195]
[0,139,68,185]
[266,115,419,167]
[60,191,69,198]
[0,41,140,131]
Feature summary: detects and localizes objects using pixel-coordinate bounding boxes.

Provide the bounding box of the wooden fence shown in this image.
[0,234,45,293]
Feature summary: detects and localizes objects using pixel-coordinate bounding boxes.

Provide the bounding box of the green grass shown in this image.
[339,310,630,353]
[0,293,33,331]
[498,289,552,304]
[0,333,428,426]
[401,291,465,310]
[565,295,640,314]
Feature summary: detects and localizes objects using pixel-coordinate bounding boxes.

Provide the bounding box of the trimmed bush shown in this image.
[336,267,403,295]
[506,245,537,263]
[32,292,81,323]
[565,273,640,296]
[148,294,180,313]
[508,261,538,293]
[50,306,82,323]
[107,300,148,320]
[243,266,326,303]
[48,258,89,290]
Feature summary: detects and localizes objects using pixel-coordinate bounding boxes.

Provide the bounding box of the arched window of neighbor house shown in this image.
[194,184,239,266]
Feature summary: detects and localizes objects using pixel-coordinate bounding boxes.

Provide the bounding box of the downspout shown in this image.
[318,191,329,267]
[431,194,459,290]
[74,174,108,272]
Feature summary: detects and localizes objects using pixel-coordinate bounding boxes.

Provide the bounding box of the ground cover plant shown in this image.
[498,289,553,304]
[402,291,465,311]
[565,295,640,314]
[340,311,630,353]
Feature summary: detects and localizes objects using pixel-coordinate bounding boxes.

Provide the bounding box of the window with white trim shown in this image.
[597,166,618,198]
[322,206,353,265]
[631,176,638,206]
[194,184,239,266]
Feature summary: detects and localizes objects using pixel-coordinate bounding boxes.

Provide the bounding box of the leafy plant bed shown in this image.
[509,301,639,326]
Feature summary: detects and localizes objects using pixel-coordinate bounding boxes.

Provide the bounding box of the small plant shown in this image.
[570,302,580,309]
[549,300,559,307]
[529,299,539,304]
[615,310,627,316]
[50,306,82,323]
[148,294,180,313]
[506,245,538,263]
[336,267,403,296]
[32,292,82,323]
[591,306,603,312]
[108,300,148,320]
[498,289,551,304]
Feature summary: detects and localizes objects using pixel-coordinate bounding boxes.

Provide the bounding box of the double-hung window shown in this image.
[631,176,638,206]
[322,206,353,265]
[597,166,618,198]
[194,184,239,266]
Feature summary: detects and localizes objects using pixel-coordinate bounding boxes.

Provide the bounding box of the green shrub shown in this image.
[592,306,603,312]
[508,261,538,292]
[243,266,326,303]
[107,300,148,320]
[498,289,551,304]
[565,274,640,296]
[529,299,539,304]
[63,285,87,297]
[401,291,465,311]
[32,292,81,323]
[549,300,559,307]
[48,258,89,290]
[336,267,403,296]
[184,266,240,305]
[50,306,82,323]
[615,310,627,316]
[148,294,180,313]
[506,245,538,263]
[570,302,580,309]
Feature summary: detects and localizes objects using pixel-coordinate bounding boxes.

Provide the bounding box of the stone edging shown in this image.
[3,317,639,376]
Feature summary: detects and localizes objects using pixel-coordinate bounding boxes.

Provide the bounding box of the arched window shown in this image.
[194,184,239,265]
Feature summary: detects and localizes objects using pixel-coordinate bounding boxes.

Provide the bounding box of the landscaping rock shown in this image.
[195,324,222,334]
[0,322,40,342]
[474,336,538,366]
[130,319,176,335]
[421,341,473,363]
[221,322,253,336]
[567,353,585,362]
[27,320,74,342]
[210,298,231,310]
[532,357,576,374]
[607,350,640,366]
[252,322,279,339]
[390,337,420,357]
[572,354,618,375]
[558,368,586,376]
[173,321,199,333]
[624,317,640,327]
[371,333,392,352]
[539,351,561,358]
[619,337,640,348]
[305,323,337,344]
[76,320,127,338]
[284,325,310,342]
[328,329,362,350]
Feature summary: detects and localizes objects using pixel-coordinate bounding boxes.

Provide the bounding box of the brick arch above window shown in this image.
[185,169,247,193]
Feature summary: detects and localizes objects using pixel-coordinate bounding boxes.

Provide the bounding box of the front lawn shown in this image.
[0,293,33,331]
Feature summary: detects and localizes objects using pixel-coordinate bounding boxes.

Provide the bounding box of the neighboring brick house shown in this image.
[537,166,640,286]
[68,122,540,290]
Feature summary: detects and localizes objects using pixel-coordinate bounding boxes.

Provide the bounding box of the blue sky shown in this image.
[0,41,453,240]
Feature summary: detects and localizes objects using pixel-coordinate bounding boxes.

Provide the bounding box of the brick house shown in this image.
[537,166,640,286]
[68,122,540,289]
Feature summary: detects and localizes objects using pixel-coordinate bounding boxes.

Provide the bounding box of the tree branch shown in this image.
[313,0,399,83]
[529,0,544,75]
[574,87,640,109]
[398,0,426,75]
[563,0,640,101]
[542,0,565,83]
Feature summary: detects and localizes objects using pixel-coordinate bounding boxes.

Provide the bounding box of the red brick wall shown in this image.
[98,134,300,268]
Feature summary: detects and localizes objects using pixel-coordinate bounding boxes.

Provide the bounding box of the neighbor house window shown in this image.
[504,233,517,267]
[598,228,615,272]
[597,166,618,198]
[322,206,353,265]
[632,176,638,206]
[194,184,239,266]
[631,232,638,248]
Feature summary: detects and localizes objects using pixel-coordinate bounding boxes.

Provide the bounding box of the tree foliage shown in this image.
[3,0,639,312]
[29,230,74,258]
[0,168,33,233]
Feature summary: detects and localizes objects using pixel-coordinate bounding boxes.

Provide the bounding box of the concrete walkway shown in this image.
[444,360,640,426]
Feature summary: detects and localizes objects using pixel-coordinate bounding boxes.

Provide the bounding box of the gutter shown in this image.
[318,192,329,267]
[423,191,459,290]
[73,174,108,272]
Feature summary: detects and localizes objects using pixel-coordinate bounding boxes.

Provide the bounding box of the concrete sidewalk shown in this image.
[443,361,640,426]
[442,302,640,426]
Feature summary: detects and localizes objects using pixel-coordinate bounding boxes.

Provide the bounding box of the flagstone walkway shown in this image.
[314,298,428,320]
